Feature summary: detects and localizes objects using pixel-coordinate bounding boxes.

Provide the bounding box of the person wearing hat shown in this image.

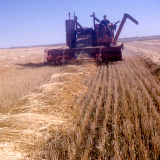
[99,15,111,37]
[100,15,110,28]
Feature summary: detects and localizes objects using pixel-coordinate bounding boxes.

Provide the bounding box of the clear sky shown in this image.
[0,0,160,48]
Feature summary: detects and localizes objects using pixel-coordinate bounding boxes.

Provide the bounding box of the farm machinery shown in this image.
[44,12,138,64]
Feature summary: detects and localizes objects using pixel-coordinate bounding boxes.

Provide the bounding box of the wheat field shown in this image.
[34,41,160,159]
[0,39,160,159]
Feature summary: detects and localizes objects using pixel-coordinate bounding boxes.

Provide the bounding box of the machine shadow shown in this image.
[16,61,87,68]
[17,58,123,68]
[16,62,56,68]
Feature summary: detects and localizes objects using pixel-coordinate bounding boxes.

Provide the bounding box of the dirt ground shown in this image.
[0,37,160,159]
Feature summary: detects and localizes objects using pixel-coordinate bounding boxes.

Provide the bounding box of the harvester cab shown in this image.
[44,12,138,64]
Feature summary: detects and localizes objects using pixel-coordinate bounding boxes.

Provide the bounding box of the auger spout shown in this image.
[114,13,138,45]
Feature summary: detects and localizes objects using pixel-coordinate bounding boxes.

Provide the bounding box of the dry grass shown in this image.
[0,64,62,159]
[0,45,67,114]
[133,39,160,47]
[0,66,61,114]
[125,40,160,66]
[0,40,160,159]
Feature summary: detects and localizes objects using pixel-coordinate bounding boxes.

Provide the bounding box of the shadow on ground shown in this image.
[16,61,86,68]
[17,62,54,68]
[16,58,124,69]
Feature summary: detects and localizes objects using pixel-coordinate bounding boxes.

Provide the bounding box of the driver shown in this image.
[100,15,111,37]
[100,15,110,28]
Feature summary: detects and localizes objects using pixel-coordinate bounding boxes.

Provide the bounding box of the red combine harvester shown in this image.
[44,12,138,64]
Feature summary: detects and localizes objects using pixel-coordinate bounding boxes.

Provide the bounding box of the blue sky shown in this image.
[0,0,160,48]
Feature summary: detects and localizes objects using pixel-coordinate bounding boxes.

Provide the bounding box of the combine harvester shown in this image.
[44,12,138,64]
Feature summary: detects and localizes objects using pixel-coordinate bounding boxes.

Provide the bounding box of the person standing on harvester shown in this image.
[100,15,111,37]
[100,15,110,27]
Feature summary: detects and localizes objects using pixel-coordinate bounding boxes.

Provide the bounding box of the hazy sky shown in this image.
[0,0,160,48]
